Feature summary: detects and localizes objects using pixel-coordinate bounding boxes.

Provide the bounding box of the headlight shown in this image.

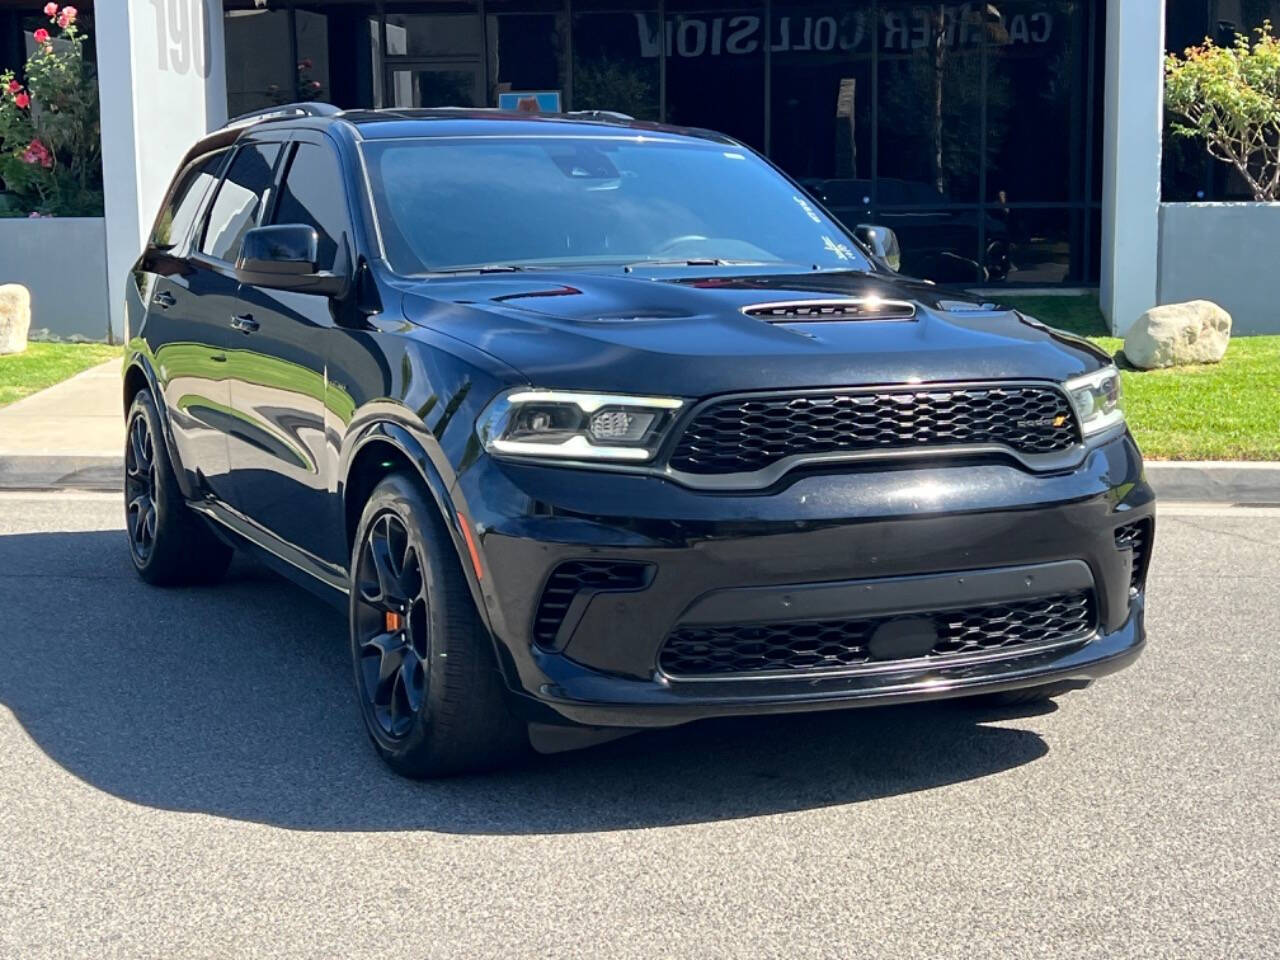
[1063,365,1124,436]
[477,389,684,462]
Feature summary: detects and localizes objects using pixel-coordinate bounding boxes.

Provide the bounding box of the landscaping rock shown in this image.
[0,284,32,355]
[1123,300,1231,369]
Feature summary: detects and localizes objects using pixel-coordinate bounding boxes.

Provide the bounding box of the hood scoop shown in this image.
[743,298,916,323]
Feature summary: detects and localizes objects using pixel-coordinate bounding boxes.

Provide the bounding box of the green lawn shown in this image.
[999,294,1280,461]
[0,342,121,408]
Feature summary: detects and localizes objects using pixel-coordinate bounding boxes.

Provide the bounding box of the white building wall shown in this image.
[1099,0,1166,335]
[96,0,227,341]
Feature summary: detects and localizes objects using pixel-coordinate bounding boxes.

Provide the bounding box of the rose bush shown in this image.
[0,4,102,217]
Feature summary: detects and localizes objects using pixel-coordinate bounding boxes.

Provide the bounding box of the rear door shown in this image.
[141,147,235,499]
[222,134,351,562]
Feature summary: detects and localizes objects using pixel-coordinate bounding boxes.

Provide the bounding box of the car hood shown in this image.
[399,268,1108,396]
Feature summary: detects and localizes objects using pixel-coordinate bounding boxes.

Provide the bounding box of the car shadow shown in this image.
[0,528,1051,835]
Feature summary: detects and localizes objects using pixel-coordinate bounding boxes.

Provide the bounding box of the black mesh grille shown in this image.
[659,591,1096,677]
[1115,519,1153,592]
[533,560,651,648]
[669,385,1079,475]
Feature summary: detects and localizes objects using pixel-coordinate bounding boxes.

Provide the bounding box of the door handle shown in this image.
[230,313,259,334]
[154,291,176,309]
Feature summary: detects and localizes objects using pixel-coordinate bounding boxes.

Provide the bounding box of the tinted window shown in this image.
[151,150,228,250]
[363,138,872,274]
[200,143,282,262]
[272,143,348,271]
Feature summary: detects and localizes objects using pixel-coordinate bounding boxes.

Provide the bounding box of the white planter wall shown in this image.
[0,217,111,340]
[1159,203,1280,336]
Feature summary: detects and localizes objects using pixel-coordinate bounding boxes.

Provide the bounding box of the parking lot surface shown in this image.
[1,492,1277,959]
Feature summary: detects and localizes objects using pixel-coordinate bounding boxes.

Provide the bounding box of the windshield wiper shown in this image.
[427,264,529,275]
[622,258,764,271]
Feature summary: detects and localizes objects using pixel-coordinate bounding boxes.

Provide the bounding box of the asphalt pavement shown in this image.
[0,492,1276,959]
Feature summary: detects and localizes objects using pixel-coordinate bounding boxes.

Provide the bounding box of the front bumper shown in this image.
[452,429,1153,729]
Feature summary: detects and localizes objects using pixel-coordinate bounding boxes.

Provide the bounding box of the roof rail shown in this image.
[563,110,635,123]
[224,102,342,130]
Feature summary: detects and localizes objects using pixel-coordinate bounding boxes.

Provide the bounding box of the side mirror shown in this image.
[854,224,902,273]
[235,224,347,297]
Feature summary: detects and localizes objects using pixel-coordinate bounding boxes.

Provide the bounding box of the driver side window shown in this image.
[271,142,350,272]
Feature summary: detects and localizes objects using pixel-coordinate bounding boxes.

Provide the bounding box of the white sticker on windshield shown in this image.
[793,195,823,224]
[822,235,854,261]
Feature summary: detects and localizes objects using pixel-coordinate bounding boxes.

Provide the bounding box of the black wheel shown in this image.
[124,390,233,586]
[968,680,1090,708]
[349,472,527,778]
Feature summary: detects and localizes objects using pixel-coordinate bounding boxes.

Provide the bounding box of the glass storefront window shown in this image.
[769,5,873,185]
[984,1,1084,205]
[487,0,569,110]
[221,0,1105,285]
[572,1,661,120]
[663,0,765,148]
[875,2,983,205]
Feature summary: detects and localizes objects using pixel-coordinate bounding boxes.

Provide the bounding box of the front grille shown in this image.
[533,560,652,649]
[659,591,1095,677]
[669,385,1078,475]
[1115,519,1153,592]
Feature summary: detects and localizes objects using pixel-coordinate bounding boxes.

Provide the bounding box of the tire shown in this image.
[348,472,527,778]
[124,389,233,586]
[968,680,1090,707]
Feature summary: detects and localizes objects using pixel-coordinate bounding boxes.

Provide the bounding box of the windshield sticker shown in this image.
[793,195,823,224]
[822,235,854,260]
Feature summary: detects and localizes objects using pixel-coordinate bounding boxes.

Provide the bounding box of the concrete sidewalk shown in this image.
[0,360,123,490]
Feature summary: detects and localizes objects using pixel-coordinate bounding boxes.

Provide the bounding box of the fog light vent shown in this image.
[533,560,653,650]
[1115,519,1153,593]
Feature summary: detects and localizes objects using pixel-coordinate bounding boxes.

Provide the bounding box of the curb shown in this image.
[1144,461,1280,505]
[0,455,122,492]
[1,456,1277,503]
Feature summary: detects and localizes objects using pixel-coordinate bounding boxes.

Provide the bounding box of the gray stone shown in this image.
[0,283,31,355]
[1123,300,1231,369]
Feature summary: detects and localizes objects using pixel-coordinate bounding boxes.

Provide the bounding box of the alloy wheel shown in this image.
[124,413,158,561]
[354,511,431,739]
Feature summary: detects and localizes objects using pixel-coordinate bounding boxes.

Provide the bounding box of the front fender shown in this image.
[123,345,200,502]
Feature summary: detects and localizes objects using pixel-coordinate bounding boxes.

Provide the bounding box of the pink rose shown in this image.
[44,2,57,16]
[14,91,30,109]
[309,80,321,90]
[21,139,52,168]
[7,80,21,94]
[33,28,49,44]
[61,5,76,21]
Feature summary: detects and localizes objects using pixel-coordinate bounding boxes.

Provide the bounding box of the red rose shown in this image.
[7,80,20,94]
[14,92,30,109]
[33,28,49,44]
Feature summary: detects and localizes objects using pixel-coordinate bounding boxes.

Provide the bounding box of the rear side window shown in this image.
[200,142,282,263]
[151,150,228,250]
[272,142,349,271]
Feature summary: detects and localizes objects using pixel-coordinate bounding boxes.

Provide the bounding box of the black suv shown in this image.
[123,105,1153,777]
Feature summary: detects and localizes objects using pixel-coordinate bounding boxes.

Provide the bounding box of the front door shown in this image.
[222,138,350,565]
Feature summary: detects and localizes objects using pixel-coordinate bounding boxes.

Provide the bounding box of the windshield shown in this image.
[361,136,872,274]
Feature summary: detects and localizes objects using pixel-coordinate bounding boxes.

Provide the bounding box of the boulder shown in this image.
[0,284,32,355]
[1123,300,1231,370]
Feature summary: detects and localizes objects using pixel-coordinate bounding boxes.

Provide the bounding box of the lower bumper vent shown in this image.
[534,560,653,649]
[659,591,1096,678]
[1115,519,1153,592]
